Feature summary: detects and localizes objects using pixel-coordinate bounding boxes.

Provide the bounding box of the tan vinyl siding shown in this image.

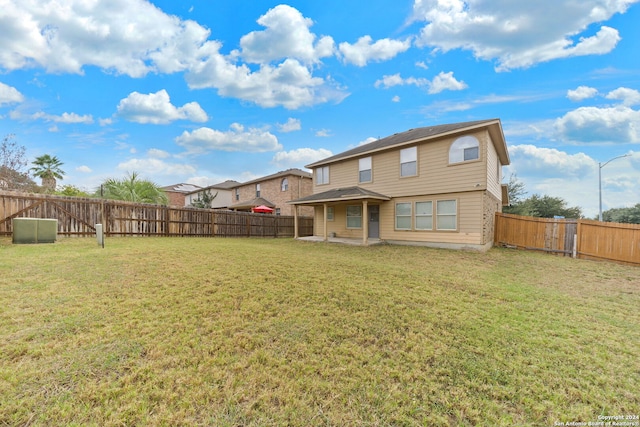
[379,192,484,245]
[312,131,490,197]
[314,204,363,238]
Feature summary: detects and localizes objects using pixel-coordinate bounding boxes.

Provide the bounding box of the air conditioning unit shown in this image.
[12,218,58,244]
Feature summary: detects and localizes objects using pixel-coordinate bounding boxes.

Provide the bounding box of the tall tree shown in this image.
[190,189,218,208]
[0,134,36,191]
[602,203,640,224]
[99,171,168,205]
[30,154,65,192]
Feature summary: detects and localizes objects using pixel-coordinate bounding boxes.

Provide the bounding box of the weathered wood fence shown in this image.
[0,190,313,238]
[495,213,640,266]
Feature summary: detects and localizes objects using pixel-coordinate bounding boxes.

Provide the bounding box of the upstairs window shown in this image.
[400,146,417,177]
[256,183,261,197]
[359,157,372,183]
[281,178,289,191]
[450,135,480,163]
[235,188,239,201]
[316,166,329,185]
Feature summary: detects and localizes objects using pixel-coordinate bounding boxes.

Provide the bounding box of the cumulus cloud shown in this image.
[508,144,596,178]
[116,90,208,124]
[338,35,411,66]
[567,86,598,102]
[374,71,467,94]
[411,0,632,71]
[605,87,640,106]
[117,157,197,176]
[0,0,212,76]
[238,4,334,64]
[175,123,282,154]
[277,118,302,133]
[0,82,24,105]
[76,165,92,173]
[315,129,332,137]
[555,105,640,143]
[272,147,333,167]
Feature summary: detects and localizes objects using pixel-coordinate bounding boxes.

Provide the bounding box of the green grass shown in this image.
[0,237,638,426]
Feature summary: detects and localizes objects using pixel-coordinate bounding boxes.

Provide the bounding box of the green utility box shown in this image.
[12,218,58,244]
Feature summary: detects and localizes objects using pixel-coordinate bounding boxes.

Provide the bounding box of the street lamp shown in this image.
[598,154,631,221]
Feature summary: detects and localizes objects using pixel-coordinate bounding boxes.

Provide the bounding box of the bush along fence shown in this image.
[494,212,640,266]
[0,190,313,238]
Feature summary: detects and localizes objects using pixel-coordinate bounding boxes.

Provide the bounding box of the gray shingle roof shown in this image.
[289,186,391,205]
[307,119,505,168]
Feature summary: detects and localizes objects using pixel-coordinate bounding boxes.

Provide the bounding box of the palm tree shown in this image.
[30,154,65,192]
[99,171,169,205]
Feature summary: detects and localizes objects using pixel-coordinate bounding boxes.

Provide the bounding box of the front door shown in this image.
[368,205,380,238]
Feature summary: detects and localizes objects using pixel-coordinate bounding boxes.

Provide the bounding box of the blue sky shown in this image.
[1,0,639,218]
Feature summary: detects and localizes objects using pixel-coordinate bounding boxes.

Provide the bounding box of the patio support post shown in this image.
[323,203,328,241]
[293,205,299,239]
[362,200,369,246]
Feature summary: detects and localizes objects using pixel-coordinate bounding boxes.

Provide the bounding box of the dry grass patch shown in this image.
[0,237,638,426]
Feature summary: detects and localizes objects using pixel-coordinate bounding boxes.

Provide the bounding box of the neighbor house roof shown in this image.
[230,197,276,210]
[306,119,510,168]
[185,180,240,195]
[162,183,202,193]
[236,168,311,187]
[289,186,391,205]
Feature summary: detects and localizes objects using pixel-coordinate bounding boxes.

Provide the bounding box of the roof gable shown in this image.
[307,119,510,167]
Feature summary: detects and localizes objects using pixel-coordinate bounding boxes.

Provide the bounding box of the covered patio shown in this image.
[289,186,391,246]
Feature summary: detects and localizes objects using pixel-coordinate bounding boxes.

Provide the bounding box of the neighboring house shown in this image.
[289,119,510,249]
[162,183,202,207]
[184,180,240,209]
[229,168,314,216]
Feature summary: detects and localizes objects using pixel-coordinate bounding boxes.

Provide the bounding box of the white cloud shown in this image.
[555,105,640,143]
[605,87,640,106]
[117,158,197,176]
[567,86,598,102]
[412,0,633,71]
[238,4,335,64]
[175,123,282,154]
[358,137,378,146]
[315,129,331,137]
[392,95,401,102]
[11,110,94,124]
[116,90,208,124]
[374,71,467,94]
[76,165,92,173]
[277,118,302,133]
[272,147,332,167]
[0,82,24,105]
[147,148,171,159]
[0,0,213,76]
[508,144,595,178]
[338,35,411,66]
[99,118,113,126]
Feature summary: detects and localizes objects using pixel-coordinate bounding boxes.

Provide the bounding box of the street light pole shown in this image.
[598,154,630,221]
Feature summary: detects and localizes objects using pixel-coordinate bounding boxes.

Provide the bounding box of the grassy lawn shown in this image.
[0,237,638,426]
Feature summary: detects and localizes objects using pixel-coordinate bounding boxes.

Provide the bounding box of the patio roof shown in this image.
[288,186,391,205]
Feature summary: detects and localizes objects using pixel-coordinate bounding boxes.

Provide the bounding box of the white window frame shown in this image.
[327,206,334,221]
[256,183,261,197]
[235,188,239,201]
[281,178,289,191]
[395,202,412,230]
[436,200,457,231]
[415,201,433,230]
[316,166,329,185]
[346,205,362,229]
[449,135,480,164]
[359,157,372,183]
[400,146,417,177]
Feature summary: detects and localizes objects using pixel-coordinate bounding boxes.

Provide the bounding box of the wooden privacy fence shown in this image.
[0,190,313,238]
[495,212,640,266]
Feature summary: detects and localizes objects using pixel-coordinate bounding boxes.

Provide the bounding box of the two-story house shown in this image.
[184,180,240,209]
[229,168,314,216]
[289,119,510,249]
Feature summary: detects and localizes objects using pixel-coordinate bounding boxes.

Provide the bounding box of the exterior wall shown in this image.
[482,191,502,245]
[185,189,233,208]
[313,130,489,198]
[236,175,313,216]
[165,191,186,207]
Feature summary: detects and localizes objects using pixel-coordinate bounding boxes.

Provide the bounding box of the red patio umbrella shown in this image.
[252,205,274,213]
